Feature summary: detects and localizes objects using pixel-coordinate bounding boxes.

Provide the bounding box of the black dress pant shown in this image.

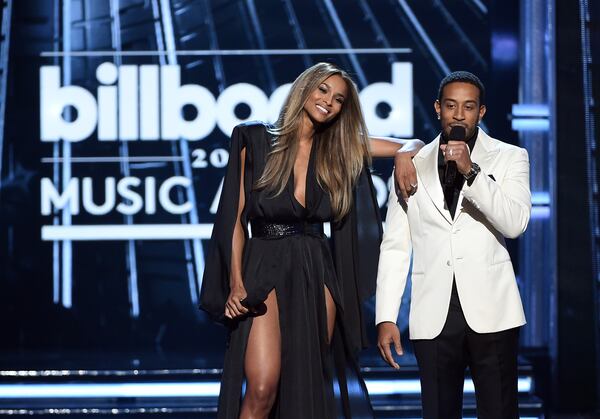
[412,282,520,419]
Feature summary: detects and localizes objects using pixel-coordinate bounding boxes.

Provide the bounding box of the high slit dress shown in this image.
[200,122,383,419]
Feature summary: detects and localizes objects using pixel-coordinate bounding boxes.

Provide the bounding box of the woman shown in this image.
[200,63,422,419]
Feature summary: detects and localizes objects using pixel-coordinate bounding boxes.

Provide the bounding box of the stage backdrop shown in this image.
[0,0,526,370]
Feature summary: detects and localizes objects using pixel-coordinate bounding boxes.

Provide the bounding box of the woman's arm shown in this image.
[369,136,424,158]
[224,147,249,319]
[370,136,424,201]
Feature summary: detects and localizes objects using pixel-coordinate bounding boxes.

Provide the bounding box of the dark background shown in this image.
[0,0,597,416]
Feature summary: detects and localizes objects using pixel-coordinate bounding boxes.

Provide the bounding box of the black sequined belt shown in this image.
[251,220,324,238]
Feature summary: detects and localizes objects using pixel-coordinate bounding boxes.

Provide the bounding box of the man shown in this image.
[376,71,531,419]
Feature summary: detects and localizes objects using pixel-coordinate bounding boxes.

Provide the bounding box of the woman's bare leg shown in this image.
[239,290,281,419]
[324,286,336,344]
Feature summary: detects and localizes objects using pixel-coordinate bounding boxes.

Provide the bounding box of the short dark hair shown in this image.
[437,71,485,105]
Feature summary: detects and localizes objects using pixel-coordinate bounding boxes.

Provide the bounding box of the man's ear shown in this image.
[479,104,487,121]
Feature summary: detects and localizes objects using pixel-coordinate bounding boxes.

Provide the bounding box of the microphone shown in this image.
[444,126,466,188]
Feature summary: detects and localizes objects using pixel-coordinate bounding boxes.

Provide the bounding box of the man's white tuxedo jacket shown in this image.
[375,130,531,339]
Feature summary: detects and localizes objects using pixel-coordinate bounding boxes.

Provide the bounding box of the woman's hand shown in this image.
[369,136,422,201]
[394,150,418,201]
[225,282,249,319]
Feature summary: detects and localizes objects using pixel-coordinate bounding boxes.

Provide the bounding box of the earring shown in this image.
[437,114,441,120]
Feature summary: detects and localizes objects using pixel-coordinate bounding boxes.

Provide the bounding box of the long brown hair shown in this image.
[255,63,371,221]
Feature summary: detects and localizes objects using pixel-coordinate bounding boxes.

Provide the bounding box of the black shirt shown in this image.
[437,128,478,218]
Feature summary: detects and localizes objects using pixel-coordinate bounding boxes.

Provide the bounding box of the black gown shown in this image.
[200,122,382,419]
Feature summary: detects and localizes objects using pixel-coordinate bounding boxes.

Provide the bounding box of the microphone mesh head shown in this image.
[448,126,466,141]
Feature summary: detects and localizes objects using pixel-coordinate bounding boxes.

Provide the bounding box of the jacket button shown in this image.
[446,260,451,266]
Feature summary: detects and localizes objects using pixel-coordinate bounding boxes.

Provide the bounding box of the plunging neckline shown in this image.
[291,139,316,211]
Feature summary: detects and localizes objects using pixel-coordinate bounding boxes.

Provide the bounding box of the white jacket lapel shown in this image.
[414,137,453,225]
[455,129,499,220]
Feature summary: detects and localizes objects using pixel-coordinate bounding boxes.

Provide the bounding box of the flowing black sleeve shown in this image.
[199,125,250,323]
[331,166,383,354]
